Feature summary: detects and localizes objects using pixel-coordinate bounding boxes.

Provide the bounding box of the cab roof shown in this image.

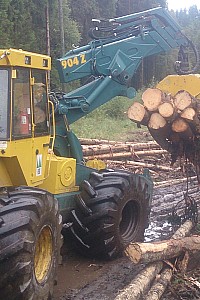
[0,48,51,70]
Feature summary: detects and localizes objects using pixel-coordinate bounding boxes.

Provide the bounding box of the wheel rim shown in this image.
[119,200,139,243]
[34,225,53,284]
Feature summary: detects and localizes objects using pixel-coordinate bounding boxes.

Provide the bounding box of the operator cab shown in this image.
[0,49,51,140]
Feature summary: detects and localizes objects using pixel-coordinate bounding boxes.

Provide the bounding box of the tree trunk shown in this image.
[125,235,199,265]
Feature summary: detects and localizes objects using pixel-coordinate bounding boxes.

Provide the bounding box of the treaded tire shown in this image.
[0,186,62,300]
[69,170,152,259]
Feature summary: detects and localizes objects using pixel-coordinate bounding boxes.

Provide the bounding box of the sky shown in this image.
[167,0,200,11]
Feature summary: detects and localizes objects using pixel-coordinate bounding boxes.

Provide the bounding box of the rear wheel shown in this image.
[0,187,62,300]
[69,170,152,259]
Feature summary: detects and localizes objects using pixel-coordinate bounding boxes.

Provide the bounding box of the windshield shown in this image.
[0,69,9,139]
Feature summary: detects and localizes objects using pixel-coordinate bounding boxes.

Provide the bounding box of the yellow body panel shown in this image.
[0,48,51,70]
[0,136,49,186]
[156,74,200,98]
[39,154,78,194]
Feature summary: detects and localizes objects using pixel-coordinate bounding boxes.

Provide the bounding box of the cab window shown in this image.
[12,68,31,138]
[32,70,49,135]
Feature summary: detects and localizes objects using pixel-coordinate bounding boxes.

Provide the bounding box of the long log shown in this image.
[125,224,195,265]
[82,142,161,156]
[85,149,167,160]
[80,138,124,145]
[105,160,179,172]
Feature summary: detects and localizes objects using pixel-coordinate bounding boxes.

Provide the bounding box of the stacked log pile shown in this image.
[116,220,200,300]
[128,88,200,168]
[81,139,181,180]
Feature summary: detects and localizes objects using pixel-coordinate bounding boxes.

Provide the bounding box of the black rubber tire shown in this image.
[69,169,152,259]
[0,186,62,300]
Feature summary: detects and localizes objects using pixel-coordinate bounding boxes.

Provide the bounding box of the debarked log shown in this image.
[125,235,200,265]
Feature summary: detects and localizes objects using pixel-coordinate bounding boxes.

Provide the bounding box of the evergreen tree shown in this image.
[0,0,13,47]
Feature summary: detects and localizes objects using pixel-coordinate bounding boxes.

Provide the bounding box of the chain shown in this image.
[168,160,198,226]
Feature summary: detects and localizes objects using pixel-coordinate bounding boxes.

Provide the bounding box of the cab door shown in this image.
[12,67,50,185]
[30,69,50,184]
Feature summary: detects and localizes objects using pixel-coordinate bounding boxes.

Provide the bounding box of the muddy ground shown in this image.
[53,149,200,300]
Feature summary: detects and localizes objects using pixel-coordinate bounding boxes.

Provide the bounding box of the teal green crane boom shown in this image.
[55,7,198,125]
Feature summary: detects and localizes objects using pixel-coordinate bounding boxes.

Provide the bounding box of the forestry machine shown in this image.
[0,7,199,300]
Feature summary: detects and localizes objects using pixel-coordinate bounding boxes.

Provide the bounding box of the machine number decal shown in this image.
[36,154,42,176]
[61,54,86,69]
[0,141,7,150]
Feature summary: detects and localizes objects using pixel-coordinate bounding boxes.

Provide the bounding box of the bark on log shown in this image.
[128,102,150,125]
[142,88,166,111]
[125,232,198,265]
[171,118,194,142]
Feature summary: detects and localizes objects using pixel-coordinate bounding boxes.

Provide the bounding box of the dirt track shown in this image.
[53,177,200,300]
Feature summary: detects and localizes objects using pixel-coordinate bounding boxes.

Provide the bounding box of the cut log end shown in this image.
[174,90,193,111]
[148,113,167,130]
[128,102,149,125]
[142,88,165,112]
[158,102,174,118]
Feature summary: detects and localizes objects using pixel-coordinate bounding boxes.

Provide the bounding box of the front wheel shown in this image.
[69,170,152,259]
[0,187,62,300]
